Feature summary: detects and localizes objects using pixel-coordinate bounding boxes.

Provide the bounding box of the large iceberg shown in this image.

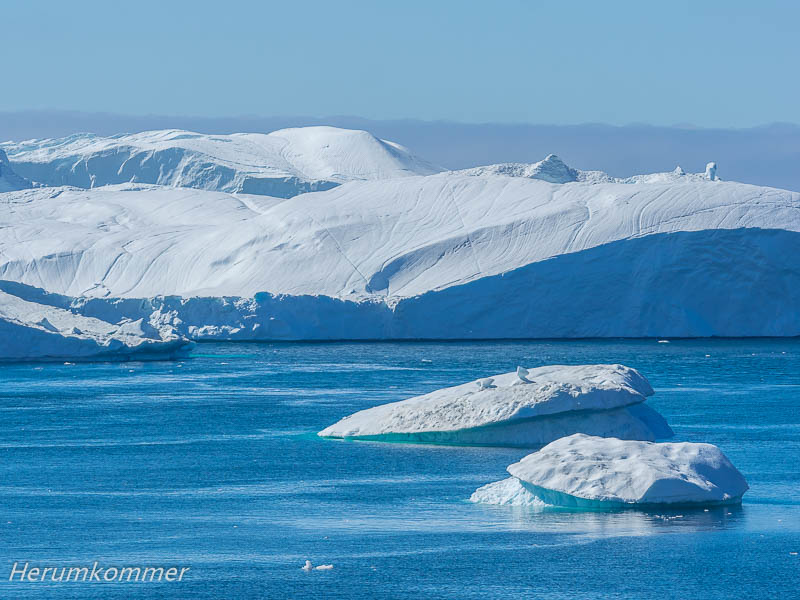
[0,282,193,361]
[476,434,748,508]
[318,365,673,446]
[1,130,799,339]
[1,127,441,197]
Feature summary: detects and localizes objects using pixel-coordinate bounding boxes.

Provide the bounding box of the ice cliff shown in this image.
[0,282,192,361]
[0,149,33,192]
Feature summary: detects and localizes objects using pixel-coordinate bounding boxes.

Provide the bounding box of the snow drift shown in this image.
[495,434,749,507]
[318,365,673,446]
[1,127,441,197]
[0,281,193,361]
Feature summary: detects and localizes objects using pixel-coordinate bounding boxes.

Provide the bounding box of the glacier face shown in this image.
[318,365,673,447]
[504,434,749,507]
[1,126,442,198]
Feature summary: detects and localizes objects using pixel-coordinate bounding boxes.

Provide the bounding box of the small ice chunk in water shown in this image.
[315,564,334,570]
[301,560,313,571]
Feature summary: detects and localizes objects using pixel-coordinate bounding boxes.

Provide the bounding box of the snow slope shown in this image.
[1,151,799,338]
[504,434,749,507]
[1,127,441,197]
[1,169,797,300]
[0,281,193,361]
[318,365,673,446]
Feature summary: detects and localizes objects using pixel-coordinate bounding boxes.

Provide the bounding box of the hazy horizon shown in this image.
[3,109,800,192]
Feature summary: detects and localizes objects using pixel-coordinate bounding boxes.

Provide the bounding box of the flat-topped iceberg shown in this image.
[318,364,673,446]
[492,434,748,507]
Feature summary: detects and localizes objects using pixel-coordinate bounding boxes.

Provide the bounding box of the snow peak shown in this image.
[9,562,190,583]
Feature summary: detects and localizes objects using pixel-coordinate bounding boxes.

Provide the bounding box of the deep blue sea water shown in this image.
[1,340,799,599]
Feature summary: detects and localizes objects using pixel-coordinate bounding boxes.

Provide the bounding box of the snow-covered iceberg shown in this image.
[469,477,547,507]
[477,434,748,508]
[318,365,673,446]
[1,126,441,197]
[1,140,799,338]
[0,282,193,361]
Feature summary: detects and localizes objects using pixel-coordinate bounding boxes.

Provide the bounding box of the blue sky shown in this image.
[4,0,798,126]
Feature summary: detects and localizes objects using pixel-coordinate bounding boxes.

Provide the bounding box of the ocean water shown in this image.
[1,339,798,599]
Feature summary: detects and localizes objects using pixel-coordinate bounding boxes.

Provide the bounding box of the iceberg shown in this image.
[1,127,441,197]
[318,364,673,446]
[0,139,799,339]
[453,154,723,185]
[469,477,548,507]
[498,434,749,507]
[0,282,193,361]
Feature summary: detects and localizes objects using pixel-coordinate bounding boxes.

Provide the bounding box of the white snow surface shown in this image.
[1,164,797,302]
[1,140,800,339]
[506,434,749,506]
[454,154,721,185]
[317,364,673,446]
[0,282,192,361]
[1,127,441,197]
[469,477,548,507]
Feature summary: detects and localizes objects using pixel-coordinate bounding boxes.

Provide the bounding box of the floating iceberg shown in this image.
[469,477,547,507]
[1,136,799,338]
[0,282,193,361]
[1,126,441,197]
[490,434,749,507]
[318,364,673,446]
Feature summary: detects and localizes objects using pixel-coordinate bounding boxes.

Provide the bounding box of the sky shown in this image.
[3,0,799,127]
